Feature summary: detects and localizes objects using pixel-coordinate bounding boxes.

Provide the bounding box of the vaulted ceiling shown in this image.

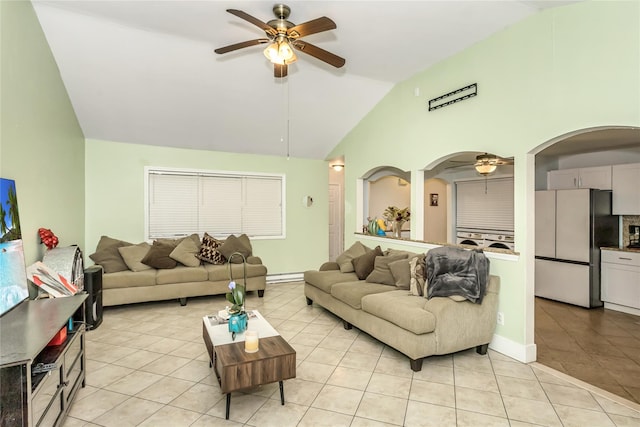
[32,1,577,160]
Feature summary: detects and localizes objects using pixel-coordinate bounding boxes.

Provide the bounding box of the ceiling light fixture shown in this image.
[264,36,297,65]
[331,163,344,172]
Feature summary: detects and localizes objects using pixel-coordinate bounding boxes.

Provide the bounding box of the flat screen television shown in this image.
[0,178,29,317]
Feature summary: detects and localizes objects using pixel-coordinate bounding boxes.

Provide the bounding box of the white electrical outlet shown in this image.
[497,312,504,325]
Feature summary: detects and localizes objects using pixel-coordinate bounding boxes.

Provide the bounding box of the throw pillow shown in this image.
[154,236,184,248]
[352,246,383,280]
[170,234,202,267]
[219,234,252,263]
[196,232,226,264]
[366,254,408,286]
[238,234,253,256]
[118,242,152,272]
[141,242,178,269]
[388,258,411,289]
[336,241,369,273]
[89,236,132,274]
[409,254,426,296]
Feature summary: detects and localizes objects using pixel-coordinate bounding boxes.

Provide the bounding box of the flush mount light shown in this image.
[331,163,344,171]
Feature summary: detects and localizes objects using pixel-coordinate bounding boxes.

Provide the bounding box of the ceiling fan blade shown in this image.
[214,39,270,54]
[293,41,345,68]
[274,63,288,78]
[226,9,277,36]
[288,17,336,38]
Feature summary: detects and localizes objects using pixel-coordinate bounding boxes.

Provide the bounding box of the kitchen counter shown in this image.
[601,246,640,254]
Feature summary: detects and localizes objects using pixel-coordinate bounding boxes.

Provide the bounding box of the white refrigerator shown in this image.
[535,189,619,307]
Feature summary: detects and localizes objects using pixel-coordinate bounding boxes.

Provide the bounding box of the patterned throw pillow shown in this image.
[409,254,426,296]
[196,232,226,264]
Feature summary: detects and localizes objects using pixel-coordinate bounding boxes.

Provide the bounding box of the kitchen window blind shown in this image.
[456,177,514,231]
[147,168,284,239]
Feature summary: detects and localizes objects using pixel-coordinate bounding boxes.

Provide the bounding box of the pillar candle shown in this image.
[245,330,259,353]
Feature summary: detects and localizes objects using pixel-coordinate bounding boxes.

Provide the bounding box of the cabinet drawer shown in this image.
[602,250,640,266]
[64,333,83,376]
[32,366,62,426]
[65,354,84,405]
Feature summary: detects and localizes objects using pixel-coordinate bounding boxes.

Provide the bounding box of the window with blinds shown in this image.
[455,177,514,231]
[146,168,285,239]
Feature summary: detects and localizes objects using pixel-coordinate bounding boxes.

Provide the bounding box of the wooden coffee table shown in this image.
[202,311,296,420]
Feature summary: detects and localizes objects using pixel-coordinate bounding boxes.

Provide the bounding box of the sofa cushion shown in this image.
[204,262,267,282]
[361,290,437,334]
[388,258,411,289]
[352,246,383,280]
[102,269,157,289]
[335,241,369,273]
[142,242,178,269]
[219,234,252,262]
[118,242,152,272]
[197,232,226,264]
[366,254,407,286]
[156,266,208,285]
[170,234,202,267]
[304,270,359,293]
[330,281,393,309]
[409,254,426,296]
[89,236,132,274]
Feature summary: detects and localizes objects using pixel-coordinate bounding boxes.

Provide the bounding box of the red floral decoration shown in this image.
[38,228,59,250]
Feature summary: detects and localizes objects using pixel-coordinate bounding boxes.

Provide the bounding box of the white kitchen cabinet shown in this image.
[612,163,640,214]
[547,166,612,190]
[601,249,640,315]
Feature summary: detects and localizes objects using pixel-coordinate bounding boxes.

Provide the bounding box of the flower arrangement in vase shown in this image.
[383,206,410,238]
[225,280,245,314]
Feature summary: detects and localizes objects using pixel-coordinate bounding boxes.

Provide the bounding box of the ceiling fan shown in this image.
[214,4,346,78]
[473,153,514,175]
[445,153,514,175]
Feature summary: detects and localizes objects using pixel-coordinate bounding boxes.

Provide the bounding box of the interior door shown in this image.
[535,190,556,258]
[556,189,590,262]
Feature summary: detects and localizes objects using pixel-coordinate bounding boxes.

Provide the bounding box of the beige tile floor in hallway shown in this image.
[535,297,640,404]
[63,282,640,427]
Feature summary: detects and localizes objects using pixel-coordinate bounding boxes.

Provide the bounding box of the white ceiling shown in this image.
[32,0,577,160]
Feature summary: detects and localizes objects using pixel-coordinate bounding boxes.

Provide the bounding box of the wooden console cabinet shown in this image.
[0,294,87,427]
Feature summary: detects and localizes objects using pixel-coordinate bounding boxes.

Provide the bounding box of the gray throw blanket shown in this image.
[425,246,490,304]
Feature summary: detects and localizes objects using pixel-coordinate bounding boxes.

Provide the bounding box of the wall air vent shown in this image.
[428,83,477,111]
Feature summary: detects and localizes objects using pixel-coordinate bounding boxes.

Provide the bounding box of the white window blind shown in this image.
[147,169,284,239]
[456,177,514,231]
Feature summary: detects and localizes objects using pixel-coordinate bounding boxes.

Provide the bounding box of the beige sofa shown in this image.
[100,260,267,306]
[304,245,499,371]
[89,234,267,306]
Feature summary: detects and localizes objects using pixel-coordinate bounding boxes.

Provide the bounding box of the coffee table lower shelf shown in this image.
[202,323,296,420]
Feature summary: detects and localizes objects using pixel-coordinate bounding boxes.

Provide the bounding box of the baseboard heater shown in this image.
[267,273,304,284]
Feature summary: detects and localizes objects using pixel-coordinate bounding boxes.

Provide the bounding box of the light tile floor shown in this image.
[63,282,640,426]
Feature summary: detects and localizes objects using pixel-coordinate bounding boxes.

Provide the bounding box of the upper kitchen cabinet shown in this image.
[547,166,612,190]
[612,162,640,214]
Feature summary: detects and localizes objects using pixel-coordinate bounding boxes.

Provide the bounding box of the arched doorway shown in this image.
[531,126,640,403]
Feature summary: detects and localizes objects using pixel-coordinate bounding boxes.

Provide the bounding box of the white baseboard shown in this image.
[267,273,304,284]
[604,302,640,316]
[490,334,537,363]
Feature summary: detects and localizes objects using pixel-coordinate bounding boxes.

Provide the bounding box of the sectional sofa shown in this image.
[304,244,499,371]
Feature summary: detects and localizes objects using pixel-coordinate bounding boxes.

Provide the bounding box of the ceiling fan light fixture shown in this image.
[475,163,497,175]
[264,38,296,64]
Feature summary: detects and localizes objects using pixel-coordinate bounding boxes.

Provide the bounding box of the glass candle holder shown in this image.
[244,330,259,353]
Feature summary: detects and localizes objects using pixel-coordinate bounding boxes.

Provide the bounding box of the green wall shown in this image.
[330,1,640,351]
[84,139,328,274]
[0,0,85,266]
